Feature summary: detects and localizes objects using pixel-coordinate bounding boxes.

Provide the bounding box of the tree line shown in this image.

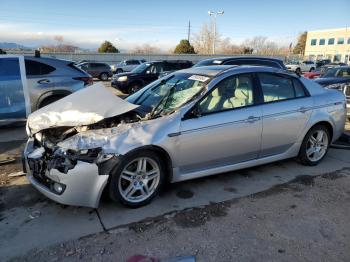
[36,26,307,56]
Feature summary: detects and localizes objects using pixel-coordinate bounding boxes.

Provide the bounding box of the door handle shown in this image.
[246,116,260,123]
[37,79,50,84]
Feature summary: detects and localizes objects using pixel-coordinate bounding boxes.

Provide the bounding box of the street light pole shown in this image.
[208,10,224,55]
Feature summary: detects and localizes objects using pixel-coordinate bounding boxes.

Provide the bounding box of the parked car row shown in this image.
[314,66,350,120]
[111,60,193,93]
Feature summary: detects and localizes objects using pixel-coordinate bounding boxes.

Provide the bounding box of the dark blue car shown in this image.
[315,66,350,120]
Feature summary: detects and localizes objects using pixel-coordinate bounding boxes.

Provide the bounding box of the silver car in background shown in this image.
[110,59,146,74]
[23,65,346,208]
[25,56,93,110]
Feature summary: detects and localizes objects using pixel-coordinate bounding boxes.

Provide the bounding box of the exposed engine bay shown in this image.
[30,110,144,176]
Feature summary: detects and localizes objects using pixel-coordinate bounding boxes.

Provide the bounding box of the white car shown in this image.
[286,61,316,74]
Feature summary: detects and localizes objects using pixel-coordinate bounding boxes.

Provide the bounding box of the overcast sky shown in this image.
[0,0,349,50]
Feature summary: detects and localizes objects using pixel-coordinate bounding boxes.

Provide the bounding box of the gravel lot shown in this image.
[9,168,350,262]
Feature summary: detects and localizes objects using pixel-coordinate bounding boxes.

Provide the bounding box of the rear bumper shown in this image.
[24,140,109,208]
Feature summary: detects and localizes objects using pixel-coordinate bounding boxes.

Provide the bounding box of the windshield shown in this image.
[126,72,210,116]
[132,63,150,73]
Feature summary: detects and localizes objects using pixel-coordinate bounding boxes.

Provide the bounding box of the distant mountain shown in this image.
[0,42,32,50]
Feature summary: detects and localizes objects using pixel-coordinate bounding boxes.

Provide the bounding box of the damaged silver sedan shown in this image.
[23,66,347,208]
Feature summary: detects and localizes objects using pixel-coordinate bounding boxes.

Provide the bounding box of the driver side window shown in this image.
[149,63,164,74]
[199,74,255,114]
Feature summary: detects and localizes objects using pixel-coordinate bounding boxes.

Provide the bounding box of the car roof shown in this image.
[146,60,192,63]
[179,65,287,77]
[179,65,236,76]
[24,56,73,65]
[198,56,284,63]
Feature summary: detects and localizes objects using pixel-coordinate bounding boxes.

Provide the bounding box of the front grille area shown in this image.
[28,158,51,188]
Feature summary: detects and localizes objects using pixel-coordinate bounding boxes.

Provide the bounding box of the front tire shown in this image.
[309,67,315,72]
[295,68,302,75]
[109,150,165,207]
[116,69,123,74]
[99,72,109,81]
[128,82,141,94]
[298,125,330,166]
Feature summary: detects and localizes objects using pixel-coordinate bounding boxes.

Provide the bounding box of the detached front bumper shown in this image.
[23,139,109,208]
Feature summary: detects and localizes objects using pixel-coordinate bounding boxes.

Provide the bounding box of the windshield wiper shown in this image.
[150,81,179,118]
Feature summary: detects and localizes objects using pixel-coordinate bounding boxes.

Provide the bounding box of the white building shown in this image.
[304,27,350,64]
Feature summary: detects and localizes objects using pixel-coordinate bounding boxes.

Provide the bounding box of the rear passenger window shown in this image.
[258,73,305,102]
[25,60,55,75]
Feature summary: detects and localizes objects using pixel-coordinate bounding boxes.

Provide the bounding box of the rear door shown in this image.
[24,58,56,109]
[0,55,30,124]
[257,73,313,157]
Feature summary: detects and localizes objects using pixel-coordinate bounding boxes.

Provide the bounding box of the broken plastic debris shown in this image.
[0,155,15,165]
[8,171,25,177]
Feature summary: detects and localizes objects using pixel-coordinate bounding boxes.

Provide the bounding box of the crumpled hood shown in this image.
[27,83,139,135]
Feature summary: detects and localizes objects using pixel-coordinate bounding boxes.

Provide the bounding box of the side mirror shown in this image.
[183,105,202,120]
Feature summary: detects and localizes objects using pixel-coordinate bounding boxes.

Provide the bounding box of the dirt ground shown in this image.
[8,168,350,262]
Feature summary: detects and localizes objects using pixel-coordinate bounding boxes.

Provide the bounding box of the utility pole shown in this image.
[208,10,224,55]
[187,20,191,42]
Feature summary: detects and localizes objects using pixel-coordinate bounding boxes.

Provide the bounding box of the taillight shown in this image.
[73,77,93,86]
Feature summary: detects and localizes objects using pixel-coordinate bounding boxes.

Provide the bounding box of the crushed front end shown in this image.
[23,136,119,208]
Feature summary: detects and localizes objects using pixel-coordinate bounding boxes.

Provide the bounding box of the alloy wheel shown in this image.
[118,157,160,203]
[101,73,108,81]
[306,129,329,162]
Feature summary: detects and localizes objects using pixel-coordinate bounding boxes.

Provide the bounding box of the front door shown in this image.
[143,62,163,85]
[257,73,313,157]
[178,73,263,174]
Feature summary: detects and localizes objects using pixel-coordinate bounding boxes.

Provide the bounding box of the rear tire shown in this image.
[109,150,166,207]
[116,69,123,74]
[298,125,330,166]
[38,95,65,108]
[99,72,109,81]
[309,67,315,72]
[295,68,302,75]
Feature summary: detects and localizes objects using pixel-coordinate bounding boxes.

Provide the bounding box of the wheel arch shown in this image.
[37,90,72,109]
[310,121,334,141]
[304,120,334,143]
